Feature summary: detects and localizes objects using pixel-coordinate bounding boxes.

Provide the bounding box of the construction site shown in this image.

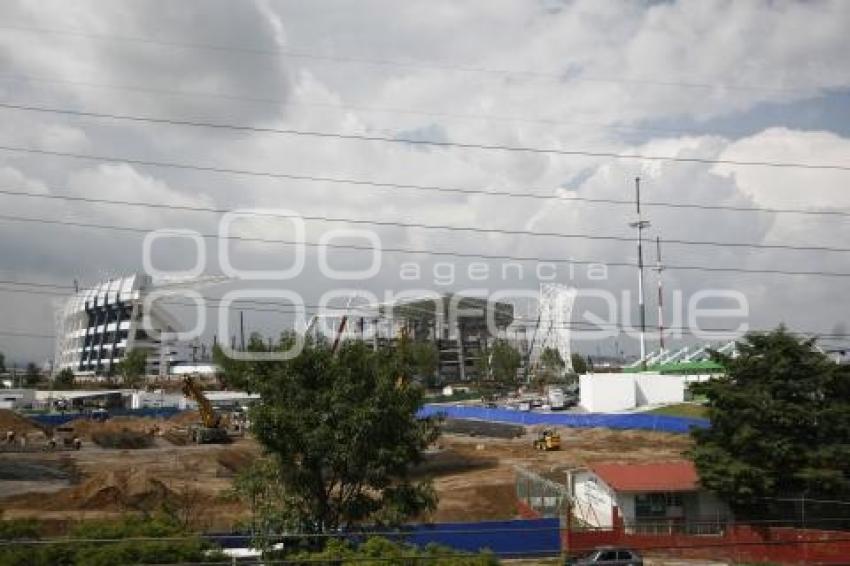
[0,405,692,532]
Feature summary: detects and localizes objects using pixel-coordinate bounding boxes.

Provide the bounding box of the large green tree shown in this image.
[0,515,222,565]
[116,348,147,387]
[24,362,40,387]
[219,337,440,533]
[691,327,850,510]
[54,368,75,389]
[570,353,588,375]
[477,339,521,387]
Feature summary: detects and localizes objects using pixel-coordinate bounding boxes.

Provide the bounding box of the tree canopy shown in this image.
[290,536,497,565]
[476,339,521,387]
[570,353,588,374]
[24,362,40,387]
[0,516,221,565]
[54,368,75,388]
[219,337,440,534]
[540,347,565,370]
[116,349,147,387]
[691,326,850,510]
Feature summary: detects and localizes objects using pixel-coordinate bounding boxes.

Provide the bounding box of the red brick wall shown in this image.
[564,507,850,564]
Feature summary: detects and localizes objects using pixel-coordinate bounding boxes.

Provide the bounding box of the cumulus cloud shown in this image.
[1,0,849,362]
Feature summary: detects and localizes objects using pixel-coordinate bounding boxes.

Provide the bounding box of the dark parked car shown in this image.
[565,547,643,566]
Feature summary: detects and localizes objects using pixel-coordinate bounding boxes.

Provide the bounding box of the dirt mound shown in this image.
[28,468,178,512]
[168,410,201,425]
[413,448,498,478]
[442,419,524,439]
[91,429,155,449]
[62,417,164,439]
[0,410,45,436]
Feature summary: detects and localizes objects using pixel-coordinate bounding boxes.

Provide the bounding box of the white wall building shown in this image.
[0,389,36,410]
[569,461,730,529]
[579,372,685,412]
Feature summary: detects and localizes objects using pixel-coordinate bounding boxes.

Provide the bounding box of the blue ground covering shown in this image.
[207,518,561,557]
[28,406,183,427]
[419,404,708,433]
[28,405,707,433]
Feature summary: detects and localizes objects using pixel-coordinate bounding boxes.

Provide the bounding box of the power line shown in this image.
[1,188,848,253]
[0,143,847,218]
[0,330,55,339]
[2,213,850,278]
[0,24,818,94]
[2,102,849,171]
[0,72,756,139]
[2,282,850,340]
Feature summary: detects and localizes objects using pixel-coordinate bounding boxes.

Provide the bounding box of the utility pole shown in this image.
[629,177,650,368]
[655,236,665,353]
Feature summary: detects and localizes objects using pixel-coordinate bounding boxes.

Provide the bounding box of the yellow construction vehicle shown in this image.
[533,429,561,451]
[182,377,229,444]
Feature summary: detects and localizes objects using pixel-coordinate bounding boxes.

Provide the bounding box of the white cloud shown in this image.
[1,0,849,362]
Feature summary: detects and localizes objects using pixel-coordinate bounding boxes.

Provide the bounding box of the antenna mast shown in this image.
[629,177,651,368]
[655,236,665,353]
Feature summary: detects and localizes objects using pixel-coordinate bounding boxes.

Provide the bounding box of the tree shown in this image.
[24,362,40,387]
[54,368,75,389]
[690,326,850,511]
[219,339,440,533]
[0,351,5,373]
[0,515,223,565]
[540,347,565,371]
[117,349,147,387]
[290,536,498,565]
[533,347,566,389]
[477,339,521,387]
[570,353,588,374]
[233,458,292,551]
[407,341,439,387]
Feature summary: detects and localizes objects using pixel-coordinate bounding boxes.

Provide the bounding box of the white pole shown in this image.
[629,177,650,368]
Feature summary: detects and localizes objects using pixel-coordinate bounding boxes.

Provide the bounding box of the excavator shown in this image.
[533,428,561,451]
[182,376,229,444]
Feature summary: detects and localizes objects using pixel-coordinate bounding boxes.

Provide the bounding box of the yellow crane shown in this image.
[181,377,229,443]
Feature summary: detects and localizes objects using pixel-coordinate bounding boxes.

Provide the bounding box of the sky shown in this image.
[1,0,849,365]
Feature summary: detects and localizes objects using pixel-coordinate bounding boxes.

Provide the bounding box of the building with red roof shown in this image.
[568,460,730,529]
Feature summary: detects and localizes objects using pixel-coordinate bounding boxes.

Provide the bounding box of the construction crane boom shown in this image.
[182,377,220,429]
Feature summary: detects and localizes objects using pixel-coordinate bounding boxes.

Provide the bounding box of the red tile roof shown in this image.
[589,461,700,492]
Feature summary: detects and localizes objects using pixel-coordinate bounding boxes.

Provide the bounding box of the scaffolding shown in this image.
[529,284,577,371]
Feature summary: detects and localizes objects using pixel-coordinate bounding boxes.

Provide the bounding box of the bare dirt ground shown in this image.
[430,425,692,522]
[0,413,692,530]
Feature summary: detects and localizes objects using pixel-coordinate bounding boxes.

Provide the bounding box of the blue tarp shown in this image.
[207,518,561,557]
[419,404,708,434]
[401,517,560,557]
[28,405,705,433]
[28,407,184,427]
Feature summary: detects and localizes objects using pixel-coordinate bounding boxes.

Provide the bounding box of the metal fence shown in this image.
[420,404,708,433]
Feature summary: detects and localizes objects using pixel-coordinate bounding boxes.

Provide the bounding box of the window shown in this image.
[635,492,685,519]
[618,551,634,560]
[666,493,683,506]
[598,551,618,560]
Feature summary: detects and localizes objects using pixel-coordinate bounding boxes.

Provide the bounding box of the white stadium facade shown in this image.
[53,274,189,378]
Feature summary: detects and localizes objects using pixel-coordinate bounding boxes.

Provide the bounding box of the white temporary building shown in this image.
[579,372,685,412]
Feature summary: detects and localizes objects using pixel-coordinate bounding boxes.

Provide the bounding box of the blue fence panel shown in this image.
[419,404,707,433]
[403,518,560,557]
[205,518,561,557]
[29,407,185,427]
